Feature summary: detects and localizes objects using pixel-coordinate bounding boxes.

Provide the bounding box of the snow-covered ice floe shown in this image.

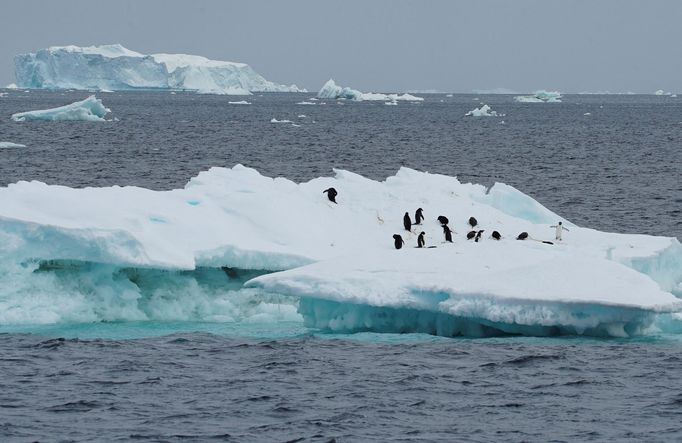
[465,104,503,117]
[270,118,292,123]
[14,44,304,95]
[0,142,26,148]
[0,165,680,337]
[11,95,110,122]
[317,79,424,102]
[228,101,250,105]
[514,90,562,103]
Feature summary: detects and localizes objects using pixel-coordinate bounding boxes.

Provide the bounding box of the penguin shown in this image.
[415,208,424,225]
[393,234,405,249]
[437,215,449,225]
[403,212,412,232]
[323,187,338,203]
[516,232,529,240]
[417,231,426,248]
[474,230,484,242]
[491,230,501,240]
[469,217,478,229]
[467,230,477,240]
[443,225,453,242]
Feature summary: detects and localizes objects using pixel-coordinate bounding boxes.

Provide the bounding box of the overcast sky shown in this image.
[1,0,681,93]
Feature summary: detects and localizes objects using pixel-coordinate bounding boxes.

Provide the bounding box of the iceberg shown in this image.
[14,44,304,95]
[465,104,502,117]
[0,142,26,148]
[0,165,680,336]
[11,95,110,122]
[514,90,562,103]
[317,79,423,102]
[228,101,250,105]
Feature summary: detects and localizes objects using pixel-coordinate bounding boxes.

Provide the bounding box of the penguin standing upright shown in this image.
[323,187,338,203]
[550,221,570,241]
[393,234,405,249]
[415,208,424,225]
[469,217,478,229]
[403,212,412,232]
[492,230,501,240]
[417,232,426,248]
[443,225,453,242]
[474,230,484,242]
[437,216,449,226]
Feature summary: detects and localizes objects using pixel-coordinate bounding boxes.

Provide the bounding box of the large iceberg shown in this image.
[514,90,562,103]
[0,166,680,336]
[317,79,423,102]
[14,44,304,95]
[11,95,110,122]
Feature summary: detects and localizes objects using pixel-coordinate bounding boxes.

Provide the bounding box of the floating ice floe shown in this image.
[514,90,562,103]
[0,165,680,336]
[14,44,305,95]
[228,101,251,105]
[465,104,503,117]
[11,95,110,122]
[5,83,17,89]
[0,142,26,148]
[270,118,292,123]
[317,79,423,102]
[297,101,316,105]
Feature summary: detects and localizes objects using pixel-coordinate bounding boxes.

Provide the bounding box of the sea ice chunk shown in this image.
[11,95,110,122]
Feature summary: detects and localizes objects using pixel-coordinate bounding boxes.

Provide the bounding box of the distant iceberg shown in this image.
[465,104,502,117]
[0,142,26,148]
[514,90,562,103]
[11,95,110,122]
[317,79,423,102]
[14,44,305,95]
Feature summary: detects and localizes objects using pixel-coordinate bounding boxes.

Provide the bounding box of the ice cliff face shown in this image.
[14,44,304,95]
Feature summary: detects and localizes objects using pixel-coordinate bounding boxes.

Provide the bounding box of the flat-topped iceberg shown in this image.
[14,44,304,95]
[514,90,562,103]
[11,95,110,122]
[317,79,423,102]
[0,165,680,335]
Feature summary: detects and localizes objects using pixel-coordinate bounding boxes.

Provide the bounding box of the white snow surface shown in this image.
[14,44,304,95]
[465,104,501,117]
[11,95,110,122]
[514,90,562,103]
[317,79,423,102]
[0,165,681,336]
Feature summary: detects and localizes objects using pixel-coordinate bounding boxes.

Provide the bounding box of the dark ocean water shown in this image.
[1,90,681,442]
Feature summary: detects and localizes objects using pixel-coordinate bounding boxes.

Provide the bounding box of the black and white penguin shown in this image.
[437,215,449,226]
[516,232,529,240]
[417,231,426,248]
[491,230,501,240]
[323,187,338,203]
[403,212,412,232]
[415,208,424,225]
[393,234,405,249]
[474,230,484,242]
[443,225,453,242]
[469,217,478,229]
[467,230,477,240]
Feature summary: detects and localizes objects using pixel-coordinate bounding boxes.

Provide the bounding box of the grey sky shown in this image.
[1,0,681,93]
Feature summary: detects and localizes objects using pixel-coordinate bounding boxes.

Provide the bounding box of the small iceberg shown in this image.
[514,90,562,103]
[317,79,423,102]
[11,95,110,122]
[270,118,292,123]
[0,142,26,148]
[297,101,316,105]
[465,104,502,117]
[228,100,251,105]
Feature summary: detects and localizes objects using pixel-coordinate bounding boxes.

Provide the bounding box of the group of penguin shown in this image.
[393,210,507,250]
[322,187,535,250]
